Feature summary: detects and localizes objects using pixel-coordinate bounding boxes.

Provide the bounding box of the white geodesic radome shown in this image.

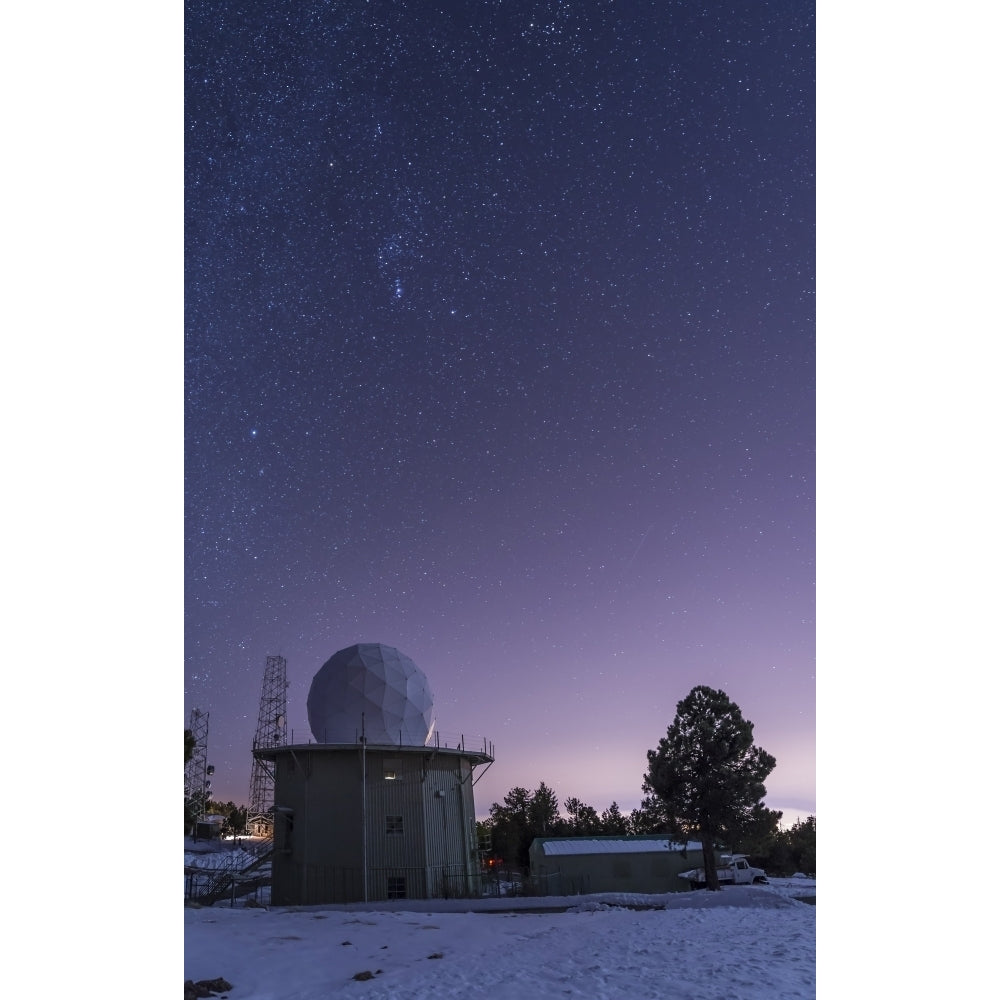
[306,643,435,745]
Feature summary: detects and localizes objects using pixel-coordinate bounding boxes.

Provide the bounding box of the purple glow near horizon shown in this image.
[185,1,815,823]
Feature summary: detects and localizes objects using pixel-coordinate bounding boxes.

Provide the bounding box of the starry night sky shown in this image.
[185,0,815,821]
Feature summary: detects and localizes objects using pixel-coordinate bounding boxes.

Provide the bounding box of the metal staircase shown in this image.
[185,842,275,907]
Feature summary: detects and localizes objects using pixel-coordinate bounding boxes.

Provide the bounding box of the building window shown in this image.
[387,876,406,899]
[383,769,398,781]
[386,815,404,836]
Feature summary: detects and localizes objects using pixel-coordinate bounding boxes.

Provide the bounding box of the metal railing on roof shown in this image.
[273,729,495,758]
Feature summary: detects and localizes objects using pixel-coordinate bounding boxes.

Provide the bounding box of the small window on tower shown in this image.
[383,769,398,781]
[387,876,406,899]
[386,815,403,836]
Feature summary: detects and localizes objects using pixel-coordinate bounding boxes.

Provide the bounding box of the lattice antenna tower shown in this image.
[184,708,212,834]
[248,655,289,837]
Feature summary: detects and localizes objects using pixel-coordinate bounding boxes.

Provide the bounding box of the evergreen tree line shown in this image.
[481,782,814,876]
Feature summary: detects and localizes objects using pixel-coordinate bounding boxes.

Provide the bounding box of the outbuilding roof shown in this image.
[538,837,702,856]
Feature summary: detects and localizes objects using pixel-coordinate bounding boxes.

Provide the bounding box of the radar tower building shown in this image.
[254,642,495,905]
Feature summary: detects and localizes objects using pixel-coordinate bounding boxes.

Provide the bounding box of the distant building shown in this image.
[529,835,705,895]
[253,643,494,905]
[194,815,225,841]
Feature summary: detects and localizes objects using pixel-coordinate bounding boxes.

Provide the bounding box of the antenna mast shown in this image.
[248,655,288,837]
[184,708,211,836]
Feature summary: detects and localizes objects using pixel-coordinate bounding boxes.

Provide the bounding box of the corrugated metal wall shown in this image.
[530,846,705,895]
[267,745,484,903]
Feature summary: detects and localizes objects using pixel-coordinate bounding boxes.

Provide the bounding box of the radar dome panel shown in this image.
[306,643,435,745]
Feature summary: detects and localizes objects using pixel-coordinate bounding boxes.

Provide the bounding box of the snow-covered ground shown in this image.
[185,838,815,999]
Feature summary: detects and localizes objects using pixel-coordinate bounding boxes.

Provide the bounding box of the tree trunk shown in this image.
[702,834,721,891]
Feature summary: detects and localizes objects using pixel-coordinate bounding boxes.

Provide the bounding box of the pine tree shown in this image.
[528,782,561,838]
[643,686,776,890]
[486,782,565,869]
[564,797,601,835]
[627,795,672,835]
[486,786,531,868]
[599,801,630,835]
[786,815,816,875]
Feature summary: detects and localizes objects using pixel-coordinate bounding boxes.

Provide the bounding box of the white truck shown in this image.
[677,853,769,889]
